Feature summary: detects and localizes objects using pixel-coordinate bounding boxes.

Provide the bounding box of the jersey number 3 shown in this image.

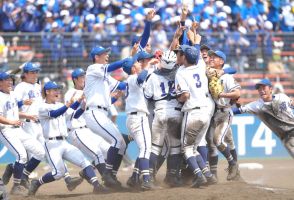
[193,74,202,88]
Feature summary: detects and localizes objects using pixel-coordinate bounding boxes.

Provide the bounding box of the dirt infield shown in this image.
[3,158,294,200]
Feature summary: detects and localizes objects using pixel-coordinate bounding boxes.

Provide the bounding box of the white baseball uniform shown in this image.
[65,88,110,166]
[175,63,210,159]
[238,93,294,157]
[144,72,182,156]
[125,74,151,159]
[14,81,44,143]
[39,102,91,180]
[0,91,44,164]
[212,74,240,148]
[83,63,126,154]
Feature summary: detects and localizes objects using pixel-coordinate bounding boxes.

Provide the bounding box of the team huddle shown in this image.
[0,7,294,198]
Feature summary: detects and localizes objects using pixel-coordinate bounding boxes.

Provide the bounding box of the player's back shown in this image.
[125,74,148,114]
[144,73,181,111]
[176,64,209,112]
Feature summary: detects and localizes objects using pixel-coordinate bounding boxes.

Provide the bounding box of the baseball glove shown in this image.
[208,76,224,99]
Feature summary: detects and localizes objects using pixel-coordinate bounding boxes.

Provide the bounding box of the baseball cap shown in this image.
[0,72,13,81]
[122,57,138,75]
[136,51,154,61]
[44,81,62,91]
[23,62,41,73]
[208,50,226,62]
[90,46,111,59]
[174,45,199,64]
[255,79,272,89]
[72,68,85,79]
[200,44,211,51]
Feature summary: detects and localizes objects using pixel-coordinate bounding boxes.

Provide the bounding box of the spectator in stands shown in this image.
[241,0,259,20]
[267,0,280,31]
[0,35,8,72]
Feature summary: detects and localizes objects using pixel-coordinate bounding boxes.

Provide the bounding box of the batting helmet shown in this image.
[161,50,177,70]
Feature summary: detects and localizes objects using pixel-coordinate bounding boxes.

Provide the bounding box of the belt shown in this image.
[48,136,66,140]
[192,107,200,110]
[216,107,229,112]
[86,106,108,111]
[175,107,181,111]
[68,126,87,132]
[129,112,147,116]
[12,126,20,128]
[25,119,40,123]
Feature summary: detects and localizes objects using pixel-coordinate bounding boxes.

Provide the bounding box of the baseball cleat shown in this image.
[10,185,26,195]
[141,180,155,190]
[227,163,239,181]
[102,171,120,188]
[2,163,13,185]
[126,176,140,188]
[20,178,30,189]
[205,174,218,185]
[28,179,41,196]
[66,176,83,191]
[191,175,207,188]
[93,184,109,194]
[79,170,91,184]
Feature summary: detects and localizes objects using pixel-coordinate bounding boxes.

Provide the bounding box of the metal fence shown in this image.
[0,32,293,77]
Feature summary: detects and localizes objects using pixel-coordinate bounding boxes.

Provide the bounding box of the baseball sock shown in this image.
[95,163,106,176]
[230,149,238,162]
[219,146,235,166]
[131,158,140,179]
[83,166,99,187]
[13,162,25,186]
[39,172,55,185]
[156,155,166,171]
[197,146,208,164]
[209,156,218,176]
[106,147,119,172]
[22,157,41,180]
[186,156,202,177]
[196,155,212,177]
[139,158,150,182]
[149,152,158,176]
[167,154,181,176]
[112,154,123,177]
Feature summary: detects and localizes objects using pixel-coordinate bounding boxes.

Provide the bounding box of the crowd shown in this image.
[0,0,293,34]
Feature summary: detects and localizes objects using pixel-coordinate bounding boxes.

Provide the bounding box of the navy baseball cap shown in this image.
[122,57,138,75]
[208,50,226,62]
[200,44,211,51]
[174,45,199,64]
[136,51,154,61]
[255,79,272,89]
[90,46,111,59]
[23,62,41,73]
[72,68,85,79]
[44,81,62,91]
[0,72,13,81]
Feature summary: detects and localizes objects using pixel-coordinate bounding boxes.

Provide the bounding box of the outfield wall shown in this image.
[0,113,289,163]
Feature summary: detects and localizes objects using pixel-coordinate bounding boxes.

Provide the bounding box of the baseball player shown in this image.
[0,72,45,195]
[83,45,136,188]
[3,63,83,191]
[174,43,217,188]
[144,50,183,187]
[233,79,294,158]
[28,81,106,196]
[208,50,241,180]
[65,68,110,177]
[124,51,157,190]
[200,45,239,179]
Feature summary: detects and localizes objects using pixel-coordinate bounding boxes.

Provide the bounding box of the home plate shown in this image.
[239,163,264,170]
